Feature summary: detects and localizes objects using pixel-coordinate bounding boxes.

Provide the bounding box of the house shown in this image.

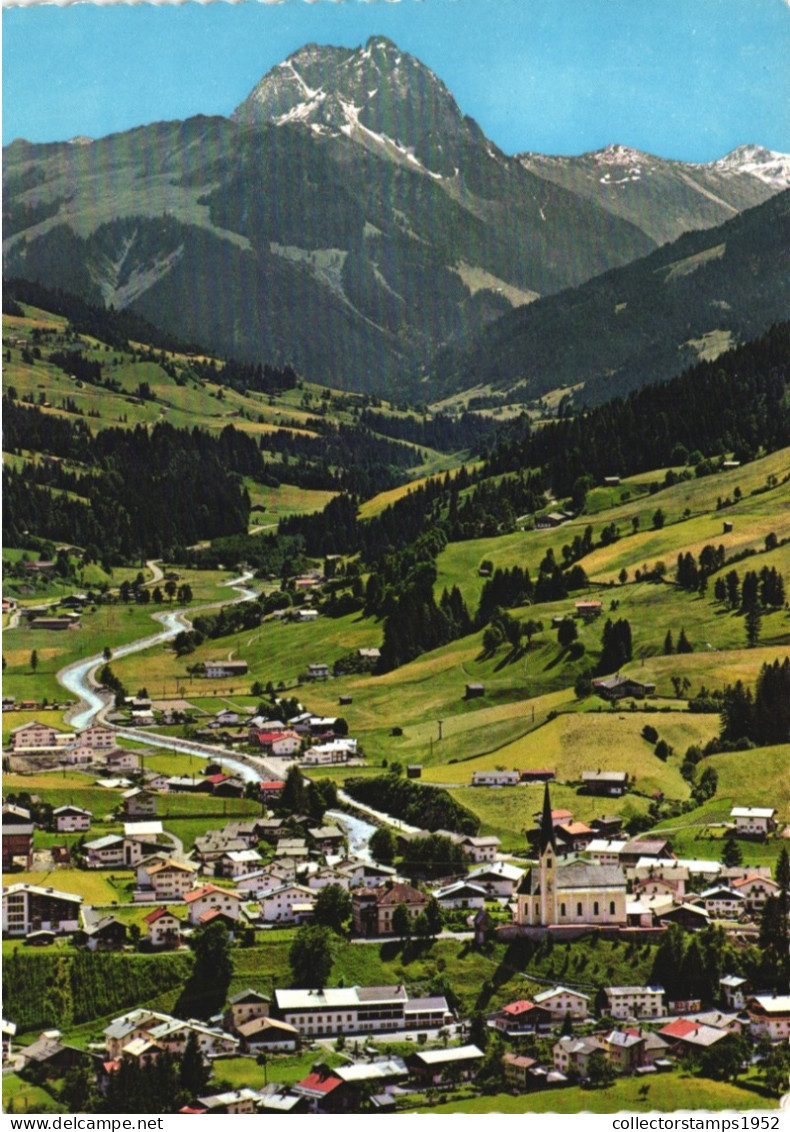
[730,874,780,910]
[188,1089,258,1115]
[292,1070,349,1113]
[82,915,128,952]
[203,660,248,679]
[53,805,92,833]
[302,740,356,765]
[352,882,429,937]
[105,750,140,773]
[746,996,790,1041]
[592,674,656,701]
[236,1016,299,1053]
[658,1018,729,1054]
[15,1034,88,1078]
[338,860,398,889]
[103,1010,173,1059]
[2,804,34,870]
[213,777,245,798]
[121,788,157,818]
[493,1000,552,1035]
[2,1020,16,1064]
[431,881,487,910]
[465,683,485,699]
[554,822,596,854]
[292,608,318,622]
[581,770,629,796]
[471,770,520,787]
[603,987,666,1021]
[143,860,198,901]
[306,663,330,681]
[260,883,315,924]
[147,1019,238,1060]
[720,975,749,1011]
[695,885,746,919]
[599,1029,646,1074]
[521,768,556,783]
[223,989,270,1034]
[536,512,571,530]
[656,903,710,931]
[574,599,603,619]
[192,832,248,864]
[143,908,183,949]
[619,838,674,867]
[515,786,628,928]
[533,986,590,1022]
[183,885,243,925]
[85,835,160,869]
[10,720,66,750]
[308,868,351,893]
[585,839,628,866]
[2,884,82,937]
[502,1052,540,1090]
[308,826,345,855]
[218,849,264,879]
[408,1045,484,1085]
[730,807,777,838]
[467,861,525,900]
[460,835,501,863]
[251,730,302,756]
[552,1035,602,1077]
[273,985,448,1037]
[78,725,116,750]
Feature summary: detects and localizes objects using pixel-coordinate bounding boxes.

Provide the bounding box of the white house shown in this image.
[604,986,666,1021]
[471,770,520,787]
[731,874,780,910]
[183,885,243,925]
[746,996,790,1041]
[431,881,487,910]
[2,883,82,937]
[467,861,524,899]
[730,807,777,837]
[259,884,315,924]
[53,805,92,833]
[533,986,590,1021]
[143,860,198,901]
[218,850,264,880]
[461,835,501,863]
[143,907,183,948]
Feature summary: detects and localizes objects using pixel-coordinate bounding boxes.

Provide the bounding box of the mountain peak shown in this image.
[232,38,470,176]
[709,145,790,187]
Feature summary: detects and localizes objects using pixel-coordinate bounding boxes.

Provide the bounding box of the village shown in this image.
[2,696,789,1114]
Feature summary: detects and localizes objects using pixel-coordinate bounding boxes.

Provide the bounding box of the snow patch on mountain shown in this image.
[709,145,790,188]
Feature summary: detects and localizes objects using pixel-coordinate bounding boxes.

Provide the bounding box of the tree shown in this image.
[585,1049,615,1088]
[313,884,352,934]
[557,619,578,648]
[720,838,743,868]
[289,924,334,989]
[468,1011,489,1051]
[392,903,412,941]
[176,922,233,1020]
[30,649,38,673]
[179,1030,210,1098]
[281,765,308,814]
[663,630,674,655]
[676,629,693,654]
[745,605,762,648]
[652,508,666,530]
[425,896,443,939]
[618,568,628,585]
[699,1034,750,1082]
[369,827,396,865]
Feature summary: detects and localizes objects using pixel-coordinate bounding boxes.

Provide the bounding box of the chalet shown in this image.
[218,849,264,879]
[502,1052,542,1091]
[536,512,570,529]
[259,883,315,924]
[656,903,710,931]
[746,996,790,1041]
[581,770,629,796]
[603,476,621,486]
[53,805,92,833]
[533,986,590,1022]
[213,777,245,798]
[585,839,628,866]
[79,725,116,750]
[552,1035,601,1077]
[306,663,330,681]
[292,608,318,622]
[16,1035,88,1078]
[521,768,556,783]
[731,874,780,910]
[658,1018,729,1054]
[192,832,247,864]
[338,860,398,889]
[471,769,519,787]
[308,826,345,855]
[308,868,351,893]
[82,915,128,952]
[184,885,243,925]
[203,660,248,679]
[121,788,157,818]
[467,861,524,899]
[408,1045,484,1085]
[465,683,485,699]
[302,741,355,765]
[493,1000,552,1035]
[407,765,422,779]
[431,881,487,910]
[85,834,161,869]
[31,617,79,631]
[188,1089,258,1115]
[143,908,183,949]
[103,1010,173,1059]
[574,599,603,619]
[2,883,82,937]
[695,885,746,918]
[619,838,674,867]
[149,1019,237,1059]
[105,750,140,773]
[599,1029,646,1074]
[292,1070,348,1113]
[591,814,624,837]
[592,674,656,701]
[554,822,596,853]
[358,647,380,661]
[223,989,270,1034]
[167,775,212,794]
[236,1016,299,1053]
[729,807,777,838]
[603,986,666,1021]
[143,860,198,901]
[352,882,429,937]
[2,804,34,870]
[251,730,301,756]
[461,834,501,863]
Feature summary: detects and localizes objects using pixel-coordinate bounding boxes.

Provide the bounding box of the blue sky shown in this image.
[3,0,789,160]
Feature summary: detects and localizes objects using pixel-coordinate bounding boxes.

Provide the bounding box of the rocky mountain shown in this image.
[432,188,790,405]
[517,144,788,245]
[3,37,788,394]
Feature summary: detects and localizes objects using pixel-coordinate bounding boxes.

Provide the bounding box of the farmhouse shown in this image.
[581,770,629,796]
[533,986,590,1022]
[492,1000,552,1035]
[592,674,656,701]
[471,770,519,787]
[223,989,271,1034]
[143,907,183,949]
[306,663,330,681]
[604,986,666,1021]
[729,807,777,837]
[574,600,603,619]
[121,788,157,818]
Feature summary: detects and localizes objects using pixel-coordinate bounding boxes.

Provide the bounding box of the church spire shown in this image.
[539,781,556,855]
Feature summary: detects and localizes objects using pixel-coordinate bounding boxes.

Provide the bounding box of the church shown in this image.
[514,784,628,928]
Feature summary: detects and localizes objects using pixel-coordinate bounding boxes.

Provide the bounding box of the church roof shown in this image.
[517,861,626,896]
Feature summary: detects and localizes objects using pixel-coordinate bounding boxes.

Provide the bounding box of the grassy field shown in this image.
[411,1071,779,1113]
[1,868,134,904]
[2,1074,64,1115]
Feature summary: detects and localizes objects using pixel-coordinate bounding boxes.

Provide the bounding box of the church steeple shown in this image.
[539,781,556,855]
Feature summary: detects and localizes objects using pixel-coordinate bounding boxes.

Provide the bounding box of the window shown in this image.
[576,902,582,916]
[593,902,599,916]
[609,901,615,915]
[560,903,566,917]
